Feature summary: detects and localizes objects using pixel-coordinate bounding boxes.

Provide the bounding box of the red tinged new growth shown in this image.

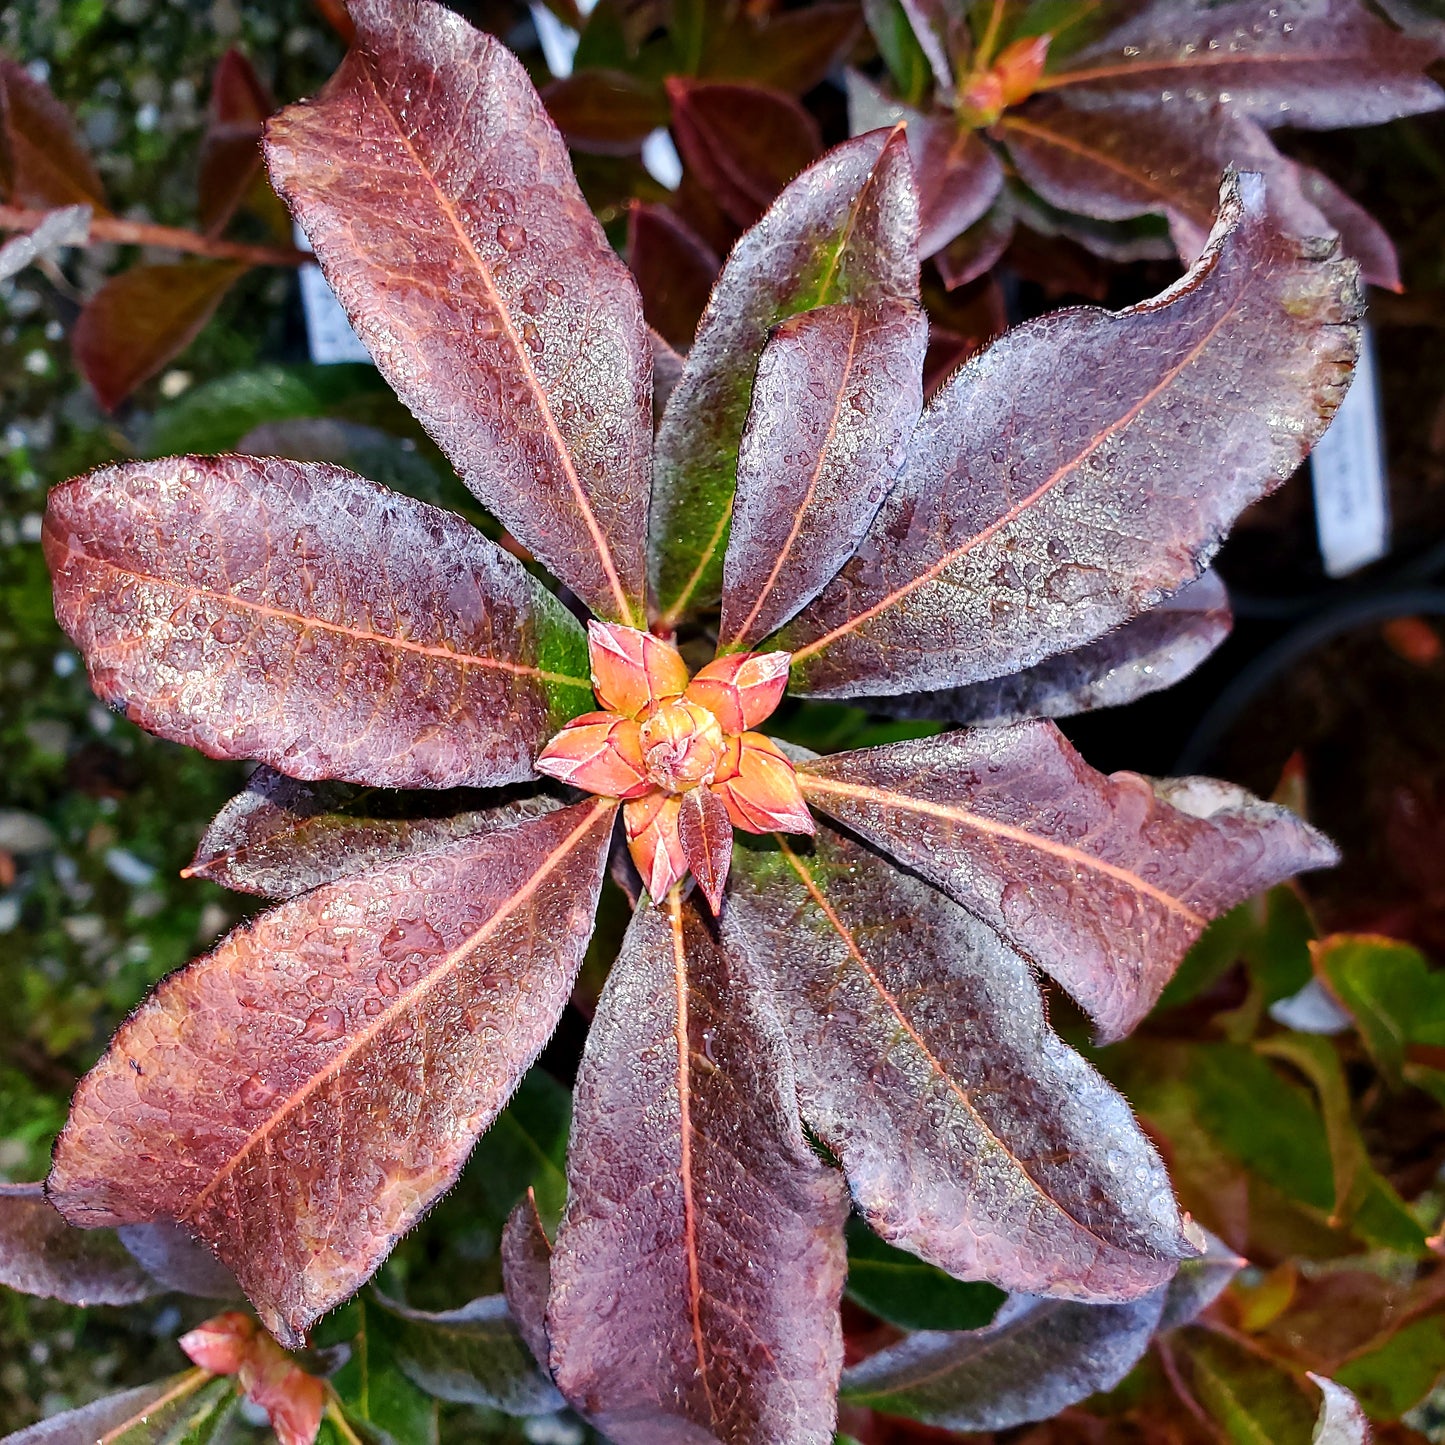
[37,0,1358,1438]
[851,0,1444,290]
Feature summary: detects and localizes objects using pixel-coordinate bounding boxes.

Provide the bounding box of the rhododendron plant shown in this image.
[30,0,1364,1437]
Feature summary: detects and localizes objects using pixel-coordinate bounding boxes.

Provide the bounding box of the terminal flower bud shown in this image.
[685,651,790,734]
[713,733,815,835]
[587,620,689,718]
[625,792,687,899]
[639,698,726,791]
[535,712,651,798]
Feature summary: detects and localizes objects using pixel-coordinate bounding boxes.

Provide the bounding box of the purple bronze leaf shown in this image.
[1042,0,1444,129]
[860,570,1231,726]
[264,0,652,625]
[0,1182,159,1307]
[839,1289,1166,1429]
[44,455,592,790]
[186,766,562,897]
[1157,1228,1245,1330]
[501,1192,555,1380]
[720,298,927,650]
[547,892,849,1444]
[778,172,1361,696]
[846,72,1005,260]
[116,1222,241,1299]
[47,799,617,1346]
[1001,100,1400,289]
[798,721,1337,1039]
[724,825,1195,1301]
[649,127,920,626]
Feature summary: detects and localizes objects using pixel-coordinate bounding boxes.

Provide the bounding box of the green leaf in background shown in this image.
[314,1295,439,1445]
[8,1371,240,1445]
[1174,1327,1319,1445]
[143,363,403,456]
[372,1291,563,1417]
[844,1216,1004,1331]
[468,1068,571,1239]
[1157,885,1315,1014]
[1314,934,1445,1087]
[860,0,933,105]
[1188,1042,1424,1255]
[1335,1312,1445,1420]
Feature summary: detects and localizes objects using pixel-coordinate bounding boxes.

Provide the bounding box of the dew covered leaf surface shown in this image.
[798,721,1337,1038]
[777,174,1361,696]
[649,127,919,625]
[186,766,563,897]
[840,1289,1166,1429]
[46,799,616,1346]
[724,825,1195,1301]
[720,298,927,651]
[547,892,849,1444]
[44,455,592,791]
[264,0,653,624]
[1041,0,1444,130]
[861,570,1231,726]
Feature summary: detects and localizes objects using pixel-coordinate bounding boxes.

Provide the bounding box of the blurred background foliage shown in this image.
[4,0,1445,1441]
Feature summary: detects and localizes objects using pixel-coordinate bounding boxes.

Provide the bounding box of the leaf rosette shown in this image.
[37,0,1357,1438]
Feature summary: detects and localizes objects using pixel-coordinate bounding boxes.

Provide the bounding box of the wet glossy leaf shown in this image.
[47,799,617,1346]
[1314,934,1445,1088]
[314,1296,439,1443]
[677,783,733,913]
[724,826,1195,1300]
[500,1192,554,1376]
[719,299,928,650]
[0,55,106,209]
[1308,1375,1369,1445]
[3,1373,238,1445]
[778,174,1361,697]
[845,1218,1005,1332]
[197,48,274,234]
[72,262,249,412]
[45,455,592,791]
[265,0,653,625]
[798,721,1336,1038]
[1000,101,1400,289]
[627,203,720,351]
[1157,1229,1245,1331]
[863,570,1232,726]
[846,73,1005,259]
[1042,0,1444,129]
[841,1290,1166,1429]
[667,78,821,230]
[375,1292,563,1415]
[649,127,919,626]
[186,767,562,898]
[548,892,850,1444]
[542,69,667,153]
[0,1181,159,1306]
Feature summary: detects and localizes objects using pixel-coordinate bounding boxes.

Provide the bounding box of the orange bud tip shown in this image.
[535,715,651,798]
[587,621,689,718]
[687,650,791,732]
[625,793,687,901]
[712,732,814,835]
[179,1312,256,1375]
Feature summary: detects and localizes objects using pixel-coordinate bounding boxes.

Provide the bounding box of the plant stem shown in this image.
[974,0,1008,69]
[0,204,310,268]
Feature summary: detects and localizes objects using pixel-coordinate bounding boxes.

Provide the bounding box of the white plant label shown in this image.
[294,222,373,365]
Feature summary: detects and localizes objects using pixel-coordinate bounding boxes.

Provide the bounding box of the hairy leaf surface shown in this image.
[839,1290,1166,1429]
[720,299,927,650]
[265,0,653,624]
[44,455,591,790]
[777,174,1361,696]
[649,127,919,625]
[798,722,1336,1038]
[724,827,1194,1300]
[0,1182,159,1307]
[73,262,249,412]
[186,767,562,897]
[47,799,616,1346]
[862,570,1231,726]
[548,892,849,1444]
[501,1194,555,1379]
[1042,0,1444,129]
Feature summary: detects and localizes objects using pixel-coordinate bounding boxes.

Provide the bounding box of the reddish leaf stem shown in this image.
[0,204,309,267]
